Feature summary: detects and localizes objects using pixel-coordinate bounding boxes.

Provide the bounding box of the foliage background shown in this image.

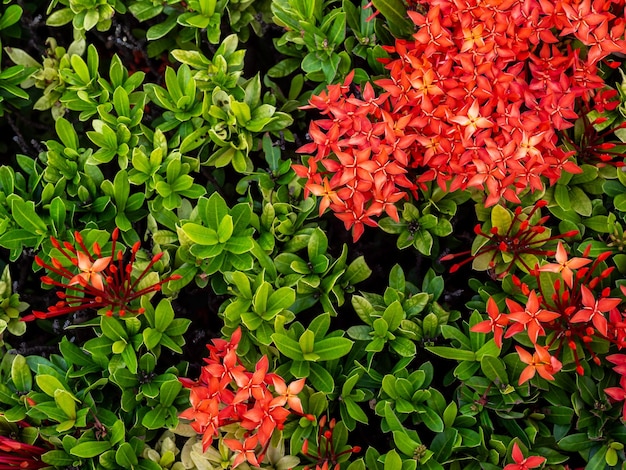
[0,0,626,469]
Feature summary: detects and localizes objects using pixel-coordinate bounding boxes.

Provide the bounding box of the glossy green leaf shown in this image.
[425,346,476,362]
[10,354,31,393]
[314,336,353,361]
[115,442,139,467]
[490,204,512,236]
[480,356,508,386]
[70,441,112,458]
[272,333,304,361]
[36,374,66,397]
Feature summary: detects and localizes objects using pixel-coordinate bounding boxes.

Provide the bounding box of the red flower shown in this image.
[470,297,509,348]
[570,285,621,338]
[505,291,560,344]
[604,376,626,420]
[503,442,546,470]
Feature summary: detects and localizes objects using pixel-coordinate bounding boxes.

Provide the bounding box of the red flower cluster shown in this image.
[296,0,626,241]
[178,328,310,468]
[23,228,180,320]
[472,243,626,392]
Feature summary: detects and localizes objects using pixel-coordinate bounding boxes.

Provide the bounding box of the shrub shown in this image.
[1,0,626,469]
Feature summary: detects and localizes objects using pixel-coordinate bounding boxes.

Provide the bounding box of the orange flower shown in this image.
[307,178,343,217]
[516,345,562,385]
[271,377,306,414]
[69,251,111,291]
[224,435,260,468]
[537,242,591,288]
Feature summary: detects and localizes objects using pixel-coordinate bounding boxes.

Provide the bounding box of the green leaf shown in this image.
[314,336,353,361]
[557,433,595,452]
[569,186,592,216]
[418,405,444,433]
[49,197,66,236]
[384,449,403,470]
[425,346,476,362]
[143,328,162,351]
[121,343,138,374]
[10,354,31,393]
[352,295,376,326]
[101,316,128,341]
[36,374,66,397]
[308,228,328,260]
[181,223,218,245]
[299,329,316,355]
[585,446,608,470]
[11,199,47,234]
[393,431,421,456]
[390,337,417,357]
[154,299,175,332]
[54,389,77,420]
[442,401,457,428]
[115,442,139,467]
[371,0,413,37]
[554,184,571,212]
[113,170,130,210]
[0,5,22,30]
[344,397,369,424]
[42,450,76,466]
[272,333,305,361]
[382,301,404,332]
[55,117,79,150]
[46,7,73,26]
[159,380,183,407]
[480,356,508,386]
[431,428,458,462]
[142,406,168,429]
[70,441,112,458]
[490,204,512,236]
[309,363,335,394]
[204,192,229,230]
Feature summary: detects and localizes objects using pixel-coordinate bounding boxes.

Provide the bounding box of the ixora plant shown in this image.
[4,0,626,469]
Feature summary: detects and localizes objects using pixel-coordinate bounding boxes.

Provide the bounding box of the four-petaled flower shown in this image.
[450,100,494,141]
[503,442,546,470]
[470,297,509,348]
[537,241,591,288]
[505,291,560,344]
[69,251,111,291]
[516,345,562,385]
[570,285,621,337]
[224,435,260,468]
[271,377,306,414]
